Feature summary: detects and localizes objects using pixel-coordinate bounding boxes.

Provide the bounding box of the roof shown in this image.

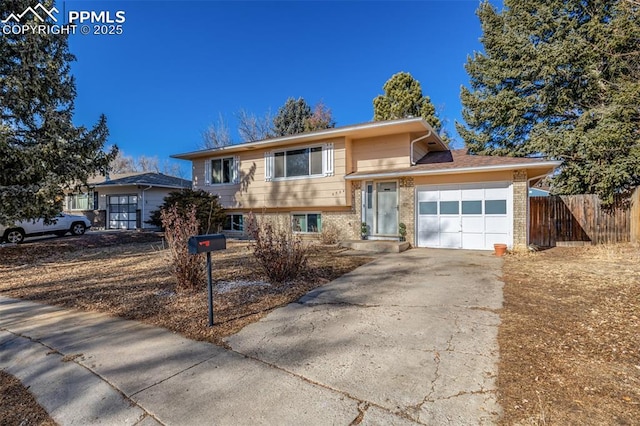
[345,149,561,180]
[172,117,446,160]
[90,172,191,189]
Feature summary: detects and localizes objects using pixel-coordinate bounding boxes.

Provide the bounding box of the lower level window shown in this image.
[223,214,243,231]
[66,191,95,210]
[292,213,322,233]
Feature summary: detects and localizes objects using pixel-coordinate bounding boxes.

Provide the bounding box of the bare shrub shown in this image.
[319,221,341,245]
[246,213,308,283]
[161,204,205,291]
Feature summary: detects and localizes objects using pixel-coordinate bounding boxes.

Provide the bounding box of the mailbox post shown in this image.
[188,234,226,326]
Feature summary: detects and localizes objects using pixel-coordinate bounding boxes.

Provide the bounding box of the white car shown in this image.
[0,213,92,244]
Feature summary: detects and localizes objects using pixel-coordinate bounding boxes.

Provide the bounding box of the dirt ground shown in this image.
[0,371,56,426]
[500,244,640,425]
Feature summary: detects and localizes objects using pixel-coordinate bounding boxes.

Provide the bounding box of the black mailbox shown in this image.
[188,234,226,254]
[187,234,226,327]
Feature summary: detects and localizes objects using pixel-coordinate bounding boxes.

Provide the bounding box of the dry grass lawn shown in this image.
[0,231,373,346]
[500,244,640,425]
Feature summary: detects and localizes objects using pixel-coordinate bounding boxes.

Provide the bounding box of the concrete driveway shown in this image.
[1,248,503,425]
[226,248,504,424]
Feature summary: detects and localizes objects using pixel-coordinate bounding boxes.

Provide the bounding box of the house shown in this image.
[64,172,191,230]
[172,118,560,250]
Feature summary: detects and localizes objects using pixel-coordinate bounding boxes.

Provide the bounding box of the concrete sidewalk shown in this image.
[1,248,503,425]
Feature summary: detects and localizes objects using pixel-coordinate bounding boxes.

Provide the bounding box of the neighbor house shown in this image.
[172,118,560,249]
[64,172,191,230]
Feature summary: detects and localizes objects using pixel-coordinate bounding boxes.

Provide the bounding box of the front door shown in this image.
[376,182,397,235]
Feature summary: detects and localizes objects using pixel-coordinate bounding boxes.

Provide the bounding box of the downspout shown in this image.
[410,131,432,165]
[141,185,153,229]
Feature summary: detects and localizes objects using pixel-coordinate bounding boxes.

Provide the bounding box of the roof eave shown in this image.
[171,118,436,160]
[344,161,562,180]
[93,183,190,189]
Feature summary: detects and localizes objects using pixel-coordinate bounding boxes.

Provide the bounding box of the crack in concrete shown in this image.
[349,401,369,425]
[299,300,382,308]
[436,388,498,402]
[228,346,426,425]
[128,352,220,397]
[405,349,442,416]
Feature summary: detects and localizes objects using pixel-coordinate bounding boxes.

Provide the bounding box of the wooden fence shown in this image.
[631,188,640,244]
[529,192,638,247]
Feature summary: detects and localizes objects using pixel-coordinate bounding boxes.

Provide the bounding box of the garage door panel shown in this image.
[439,217,460,233]
[461,188,484,200]
[485,186,509,199]
[418,191,438,202]
[440,233,461,248]
[485,216,507,233]
[418,217,439,246]
[439,189,459,201]
[462,233,485,250]
[462,216,484,232]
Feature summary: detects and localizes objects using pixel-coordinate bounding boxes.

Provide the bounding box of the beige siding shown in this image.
[351,133,411,172]
[193,138,349,209]
[140,188,170,228]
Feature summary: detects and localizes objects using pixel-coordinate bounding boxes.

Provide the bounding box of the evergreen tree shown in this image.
[146,189,226,234]
[457,0,640,205]
[0,0,116,223]
[373,72,448,143]
[273,97,312,136]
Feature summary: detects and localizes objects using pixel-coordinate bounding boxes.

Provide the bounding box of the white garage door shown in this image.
[416,183,512,250]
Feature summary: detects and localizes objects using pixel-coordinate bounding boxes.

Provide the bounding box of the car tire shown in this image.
[70,222,86,236]
[4,228,25,244]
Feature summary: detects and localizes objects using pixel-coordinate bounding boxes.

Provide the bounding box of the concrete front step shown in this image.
[338,240,410,253]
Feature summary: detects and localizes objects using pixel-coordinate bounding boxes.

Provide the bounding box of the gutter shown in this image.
[344,161,563,180]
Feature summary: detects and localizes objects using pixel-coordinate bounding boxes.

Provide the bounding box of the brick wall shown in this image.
[399,177,415,245]
[243,211,360,241]
[512,170,528,248]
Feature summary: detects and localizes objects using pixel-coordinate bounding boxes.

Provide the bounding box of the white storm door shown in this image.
[376,182,397,235]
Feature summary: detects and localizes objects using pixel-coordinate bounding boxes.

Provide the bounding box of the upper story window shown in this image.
[265,143,334,181]
[204,156,239,185]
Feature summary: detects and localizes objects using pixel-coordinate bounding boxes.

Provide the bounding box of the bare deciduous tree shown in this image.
[110,151,182,177]
[202,113,233,148]
[237,108,274,142]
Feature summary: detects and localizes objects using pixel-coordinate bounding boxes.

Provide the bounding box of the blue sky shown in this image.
[59,0,500,176]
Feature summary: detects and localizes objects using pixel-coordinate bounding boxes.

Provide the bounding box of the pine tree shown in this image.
[373,72,448,143]
[146,189,226,234]
[273,97,312,136]
[457,0,640,205]
[0,0,116,223]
